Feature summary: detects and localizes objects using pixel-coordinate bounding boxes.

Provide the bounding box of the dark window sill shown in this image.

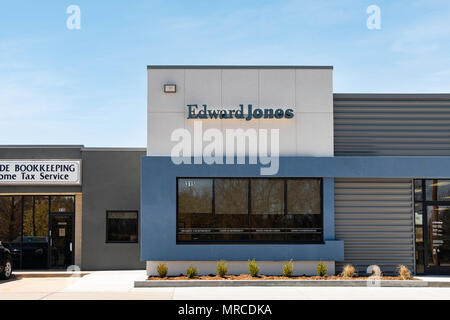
[105,241,139,244]
[176,241,325,245]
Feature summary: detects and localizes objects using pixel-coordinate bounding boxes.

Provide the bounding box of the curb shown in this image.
[14,272,91,279]
[134,279,430,288]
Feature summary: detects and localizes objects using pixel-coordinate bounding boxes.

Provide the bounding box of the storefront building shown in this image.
[1,66,449,275]
[142,66,450,275]
[0,146,145,270]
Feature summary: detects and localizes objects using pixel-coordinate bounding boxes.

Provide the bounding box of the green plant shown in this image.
[248,259,259,277]
[341,264,355,278]
[186,264,198,279]
[156,263,168,278]
[397,265,412,280]
[216,260,229,277]
[282,260,294,277]
[317,261,327,277]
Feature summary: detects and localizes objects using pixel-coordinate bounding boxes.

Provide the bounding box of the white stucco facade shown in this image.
[147,66,334,157]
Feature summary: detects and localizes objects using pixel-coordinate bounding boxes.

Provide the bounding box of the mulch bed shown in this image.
[148,274,413,281]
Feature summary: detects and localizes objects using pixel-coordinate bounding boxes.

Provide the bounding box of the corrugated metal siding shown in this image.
[335,178,414,275]
[334,94,450,156]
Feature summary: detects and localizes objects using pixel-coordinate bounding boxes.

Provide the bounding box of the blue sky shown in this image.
[1,0,450,147]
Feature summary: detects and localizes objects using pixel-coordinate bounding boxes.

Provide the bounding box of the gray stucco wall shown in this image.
[141,156,344,262]
[141,155,450,265]
[81,149,145,270]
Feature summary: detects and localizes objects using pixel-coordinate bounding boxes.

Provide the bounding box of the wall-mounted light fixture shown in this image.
[163,84,176,93]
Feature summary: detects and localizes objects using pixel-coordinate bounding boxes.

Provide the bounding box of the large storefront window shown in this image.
[414,179,450,273]
[177,178,323,243]
[0,195,75,269]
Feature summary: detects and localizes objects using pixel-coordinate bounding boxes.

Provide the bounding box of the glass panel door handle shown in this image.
[70,242,73,252]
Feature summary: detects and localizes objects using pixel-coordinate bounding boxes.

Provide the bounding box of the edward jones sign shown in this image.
[0,160,81,185]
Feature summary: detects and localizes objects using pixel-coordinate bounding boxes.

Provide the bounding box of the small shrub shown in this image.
[370,265,382,277]
[341,264,355,278]
[186,264,198,279]
[156,263,168,278]
[398,265,412,280]
[317,261,327,277]
[282,260,294,277]
[216,260,229,277]
[248,259,259,277]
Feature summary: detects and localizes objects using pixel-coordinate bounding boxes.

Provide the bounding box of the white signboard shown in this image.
[0,160,81,185]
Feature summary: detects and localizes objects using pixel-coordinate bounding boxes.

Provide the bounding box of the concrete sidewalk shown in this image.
[1,271,450,300]
[417,276,450,282]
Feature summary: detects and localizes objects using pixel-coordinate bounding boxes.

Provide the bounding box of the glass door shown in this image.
[414,179,450,274]
[49,214,74,268]
[426,205,450,271]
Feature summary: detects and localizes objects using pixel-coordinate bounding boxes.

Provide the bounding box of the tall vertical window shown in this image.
[414,179,450,273]
[286,179,322,241]
[250,179,285,241]
[176,178,323,243]
[215,179,249,241]
[177,179,213,241]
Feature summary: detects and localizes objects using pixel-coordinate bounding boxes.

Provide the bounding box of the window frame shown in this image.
[105,210,139,244]
[176,177,324,245]
[414,179,450,274]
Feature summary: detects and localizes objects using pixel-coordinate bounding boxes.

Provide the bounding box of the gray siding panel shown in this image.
[334,94,450,156]
[335,178,414,275]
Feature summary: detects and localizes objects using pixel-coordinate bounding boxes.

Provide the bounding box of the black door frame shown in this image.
[8,195,75,270]
[416,180,450,275]
[49,212,75,269]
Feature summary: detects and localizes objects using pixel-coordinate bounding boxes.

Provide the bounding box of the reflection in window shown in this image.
[285,179,322,241]
[178,179,212,214]
[51,196,75,212]
[426,206,450,267]
[287,179,321,214]
[251,179,284,215]
[425,180,450,202]
[415,179,450,272]
[250,179,284,241]
[414,180,423,202]
[21,196,49,269]
[0,196,21,246]
[106,211,138,242]
[34,196,49,237]
[176,178,323,243]
[177,179,214,241]
[215,179,248,241]
[22,196,34,237]
[414,203,424,273]
[0,195,75,269]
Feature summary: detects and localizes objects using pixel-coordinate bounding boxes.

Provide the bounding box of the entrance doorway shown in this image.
[0,195,75,269]
[414,180,450,274]
[50,214,74,268]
